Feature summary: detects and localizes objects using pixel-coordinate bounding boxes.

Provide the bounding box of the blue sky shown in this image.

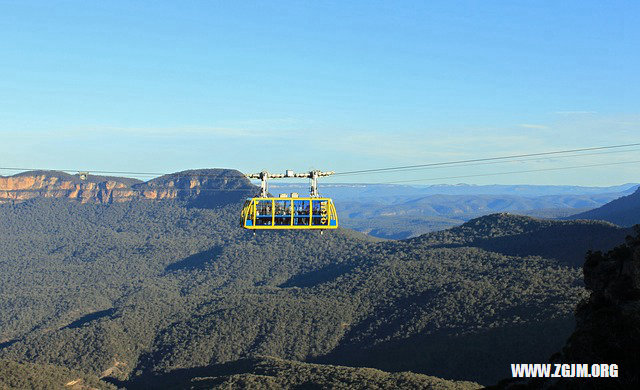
[1,1,638,185]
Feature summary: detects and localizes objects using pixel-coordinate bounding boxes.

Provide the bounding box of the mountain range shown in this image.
[2,170,637,239]
[275,182,638,239]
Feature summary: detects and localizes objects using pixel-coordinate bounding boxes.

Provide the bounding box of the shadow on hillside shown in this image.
[333,289,440,338]
[314,315,575,386]
[0,339,18,350]
[62,308,116,330]
[165,246,224,273]
[279,261,361,288]
[107,359,261,389]
[429,225,631,267]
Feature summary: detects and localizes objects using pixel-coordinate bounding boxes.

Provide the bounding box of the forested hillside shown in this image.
[122,356,480,389]
[2,169,634,239]
[0,190,632,386]
[0,360,115,390]
[409,213,630,266]
[569,186,640,227]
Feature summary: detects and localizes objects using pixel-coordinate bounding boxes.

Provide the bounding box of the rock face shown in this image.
[0,171,140,204]
[0,169,256,206]
[134,169,257,207]
[552,228,640,386]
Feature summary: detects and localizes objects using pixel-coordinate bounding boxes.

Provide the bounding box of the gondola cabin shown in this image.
[241,195,338,230]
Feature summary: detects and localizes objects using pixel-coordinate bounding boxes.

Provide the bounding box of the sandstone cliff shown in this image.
[0,169,256,205]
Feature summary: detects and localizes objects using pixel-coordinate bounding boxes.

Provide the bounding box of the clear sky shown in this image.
[1,1,638,185]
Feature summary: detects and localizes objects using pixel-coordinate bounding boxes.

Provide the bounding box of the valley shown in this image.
[1,170,637,387]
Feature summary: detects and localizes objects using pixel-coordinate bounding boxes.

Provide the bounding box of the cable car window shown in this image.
[293,200,310,226]
[274,200,291,226]
[255,200,273,226]
[312,200,329,226]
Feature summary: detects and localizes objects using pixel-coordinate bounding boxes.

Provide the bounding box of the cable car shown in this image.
[241,170,338,230]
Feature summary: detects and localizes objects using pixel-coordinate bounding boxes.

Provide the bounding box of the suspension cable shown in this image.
[332,142,640,176]
[0,142,638,185]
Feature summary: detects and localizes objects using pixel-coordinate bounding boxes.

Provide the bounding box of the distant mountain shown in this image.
[271,182,638,239]
[338,193,632,240]
[568,186,640,227]
[0,169,256,206]
[271,183,640,199]
[2,171,636,238]
[340,214,462,240]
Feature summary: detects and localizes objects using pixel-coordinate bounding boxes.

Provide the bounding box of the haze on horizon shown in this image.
[1,1,638,186]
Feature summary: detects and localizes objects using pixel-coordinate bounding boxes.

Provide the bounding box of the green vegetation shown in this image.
[0,359,115,389]
[0,193,630,386]
[123,356,481,389]
[410,213,631,266]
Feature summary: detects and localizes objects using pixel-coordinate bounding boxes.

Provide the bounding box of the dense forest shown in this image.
[0,180,634,387]
[123,356,480,389]
[0,359,115,389]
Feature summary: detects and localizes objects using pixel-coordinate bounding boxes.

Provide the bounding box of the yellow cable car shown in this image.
[241,170,338,230]
[241,196,338,230]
